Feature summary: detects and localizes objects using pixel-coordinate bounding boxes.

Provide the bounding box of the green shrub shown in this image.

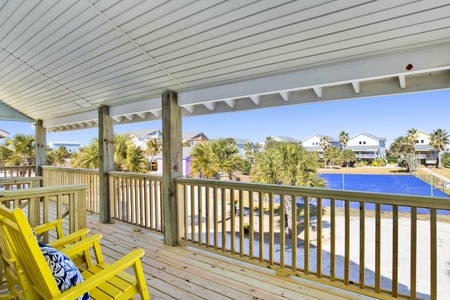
[356,160,368,167]
[371,158,387,167]
[443,152,450,167]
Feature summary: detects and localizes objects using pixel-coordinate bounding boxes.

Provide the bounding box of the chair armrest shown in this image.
[32,219,64,235]
[52,249,146,300]
[47,228,90,249]
[59,234,103,258]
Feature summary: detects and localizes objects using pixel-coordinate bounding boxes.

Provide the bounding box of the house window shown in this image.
[421,140,424,143]
[363,141,366,144]
[359,141,362,145]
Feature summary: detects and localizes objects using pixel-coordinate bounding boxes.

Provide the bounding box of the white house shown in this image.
[301,134,339,153]
[411,130,438,165]
[345,133,386,161]
[48,142,81,153]
[126,129,162,149]
[272,136,300,143]
[155,147,192,177]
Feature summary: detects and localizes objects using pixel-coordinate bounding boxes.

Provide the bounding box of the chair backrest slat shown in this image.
[0,206,60,298]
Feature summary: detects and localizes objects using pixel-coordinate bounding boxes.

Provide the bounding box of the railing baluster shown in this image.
[375,203,381,291]
[198,185,203,246]
[304,196,310,275]
[213,187,218,250]
[258,191,264,262]
[430,208,437,300]
[359,201,365,288]
[317,197,322,278]
[330,198,336,282]
[239,189,244,257]
[279,193,285,268]
[230,189,235,254]
[392,205,398,297]
[206,186,211,247]
[190,185,195,242]
[411,206,417,299]
[344,199,350,285]
[291,194,297,272]
[221,188,226,252]
[249,190,254,259]
[269,192,274,265]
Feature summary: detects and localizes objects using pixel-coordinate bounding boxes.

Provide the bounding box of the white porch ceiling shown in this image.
[0,0,449,132]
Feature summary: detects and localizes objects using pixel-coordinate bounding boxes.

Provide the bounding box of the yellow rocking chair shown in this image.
[0,205,150,299]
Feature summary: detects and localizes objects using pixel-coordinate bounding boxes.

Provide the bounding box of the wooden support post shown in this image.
[35,120,46,182]
[99,106,114,223]
[162,91,182,246]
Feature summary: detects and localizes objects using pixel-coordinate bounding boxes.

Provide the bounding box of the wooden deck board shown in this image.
[27,204,377,300]
[83,214,376,300]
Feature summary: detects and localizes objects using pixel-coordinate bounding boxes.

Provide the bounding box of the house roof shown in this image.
[0,128,10,139]
[126,129,161,140]
[350,132,386,142]
[0,2,449,132]
[182,132,208,141]
[234,138,253,145]
[273,136,300,143]
[302,134,338,143]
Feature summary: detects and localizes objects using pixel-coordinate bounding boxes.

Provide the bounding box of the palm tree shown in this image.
[429,128,450,169]
[70,134,147,172]
[71,138,99,169]
[323,146,340,169]
[145,138,162,170]
[338,131,350,150]
[189,139,243,180]
[319,136,330,152]
[407,128,419,144]
[389,136,416,173]
[339,149,356,167]
[252,142,326,238]
[0,134,35,166]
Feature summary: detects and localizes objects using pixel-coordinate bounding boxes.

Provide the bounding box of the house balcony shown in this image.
[2,165,450,299]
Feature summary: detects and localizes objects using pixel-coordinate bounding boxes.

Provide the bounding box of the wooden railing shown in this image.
[42,167,164,231]
[176,178,450,300]
[0,176,42,190]
[109,171,163,232]
[42,166,100,213]
[0,184,88,235]
[0,165,35,178]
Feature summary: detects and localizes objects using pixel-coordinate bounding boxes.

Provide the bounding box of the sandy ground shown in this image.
[211,212,449,300]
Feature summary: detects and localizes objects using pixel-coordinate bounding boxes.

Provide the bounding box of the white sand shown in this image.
[202,214,450,299]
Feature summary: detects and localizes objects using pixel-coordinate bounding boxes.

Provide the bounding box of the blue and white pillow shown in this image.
[39,243,89,300]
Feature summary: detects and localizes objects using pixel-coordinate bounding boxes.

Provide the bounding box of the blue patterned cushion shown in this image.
[39,243,89,300]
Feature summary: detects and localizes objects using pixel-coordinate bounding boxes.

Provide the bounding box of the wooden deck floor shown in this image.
[85,213,376,300]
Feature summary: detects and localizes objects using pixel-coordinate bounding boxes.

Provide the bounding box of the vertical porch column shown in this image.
[162,91,182,246]
[98,106,114,223]
[35,120,46,180]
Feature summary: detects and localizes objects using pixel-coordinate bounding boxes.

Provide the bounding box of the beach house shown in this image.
[412,130,439,165]
[345,133,386,161]
[47,141,81,153]
[127,129,163,150]
[302,134,340,156]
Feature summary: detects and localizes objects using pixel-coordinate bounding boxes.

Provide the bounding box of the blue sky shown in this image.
[1,89,449,147]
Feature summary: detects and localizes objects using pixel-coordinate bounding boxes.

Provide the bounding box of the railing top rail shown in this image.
[0,177,43,184]
[108,171,163,180]
[176,177,450,210]
[0,184,89,198]
[41,165,99,174]
[0,165,35,170]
